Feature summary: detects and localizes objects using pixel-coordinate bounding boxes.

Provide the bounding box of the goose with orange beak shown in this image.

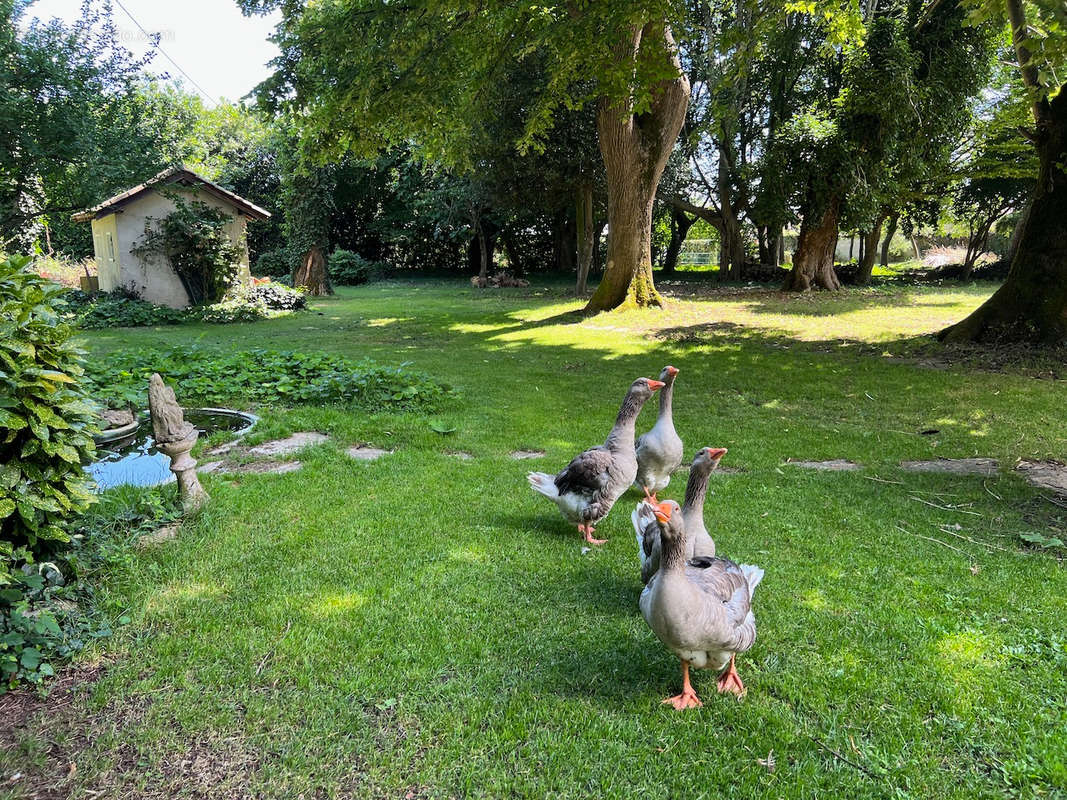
[528,377,664,545]
[634,365,684,502]
[634,447,728,584]
[638,498,764,708]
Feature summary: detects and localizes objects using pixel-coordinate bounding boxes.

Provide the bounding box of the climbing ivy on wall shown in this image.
[133,197,243,305]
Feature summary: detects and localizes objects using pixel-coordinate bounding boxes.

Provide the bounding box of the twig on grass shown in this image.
[806,734,882,780]
[896,524,973,559]
[255,620,293,676]
[937,525,1026,555]
[909,495,982,516]
[983,481,1002,501]
[1042,494,1067,510]
[865,475,905,485]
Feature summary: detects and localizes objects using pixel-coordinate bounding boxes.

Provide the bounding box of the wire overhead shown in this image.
[113,0,220,107]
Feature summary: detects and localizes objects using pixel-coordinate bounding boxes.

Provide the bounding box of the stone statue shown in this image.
[147,373,208,512]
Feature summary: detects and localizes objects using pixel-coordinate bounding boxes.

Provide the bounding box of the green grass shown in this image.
[5,279,1067,799]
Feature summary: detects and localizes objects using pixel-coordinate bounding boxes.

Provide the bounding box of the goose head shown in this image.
[653,499,685,543]
[691,446,728,475]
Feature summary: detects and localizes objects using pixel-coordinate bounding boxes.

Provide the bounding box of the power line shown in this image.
[113,0,220,107]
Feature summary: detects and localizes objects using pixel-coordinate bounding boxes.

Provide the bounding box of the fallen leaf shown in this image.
[757,750,776,772]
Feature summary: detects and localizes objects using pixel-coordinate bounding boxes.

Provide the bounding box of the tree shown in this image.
[238,0,690,312]
[780,1,993,290]
[940,0,1067,342]
[0,0,155,252]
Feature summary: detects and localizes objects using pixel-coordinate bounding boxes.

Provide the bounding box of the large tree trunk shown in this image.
[662,206,694,275]
[880,212,899,266]
[716,154,746,281]
[576,182,594,294]
[783,193,842,291]
[941,86,1067,343]
[293,245,332,295]
[585,23,690,313]
[854,216,885,285]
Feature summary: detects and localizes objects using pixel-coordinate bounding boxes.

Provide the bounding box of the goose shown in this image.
[528,377,664,545]
[634,366,683,500]
[634,447,727,584]
[638,499,764,708]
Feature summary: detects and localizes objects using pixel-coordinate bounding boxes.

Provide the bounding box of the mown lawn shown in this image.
[5,279,1067,799]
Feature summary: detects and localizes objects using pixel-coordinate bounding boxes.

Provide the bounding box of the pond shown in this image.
[86,408,257,491]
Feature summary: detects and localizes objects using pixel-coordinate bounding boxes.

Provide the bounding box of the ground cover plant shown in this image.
[62,282,307,329]
[2,278,1066,799]
[82,345,450,412]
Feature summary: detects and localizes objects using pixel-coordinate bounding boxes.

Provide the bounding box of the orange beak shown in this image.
[665,366,679,377]
[705,447,728,460]
[647,380,665,391]
[653,501,673,523]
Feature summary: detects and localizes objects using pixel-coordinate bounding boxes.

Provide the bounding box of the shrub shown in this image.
[249,282,307,311]
[132,197,243,305]
[0,254,97,689]
[61,287,305,329]
[254,246,297,278]
[62,290,187,328]
[83,345,451,412]
[329,249,385,285]
[2,487,179,692]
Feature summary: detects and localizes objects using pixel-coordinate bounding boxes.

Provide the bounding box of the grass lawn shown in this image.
[4,279,1067,798]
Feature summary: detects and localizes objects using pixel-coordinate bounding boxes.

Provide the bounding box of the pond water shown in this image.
[86,409,257,491]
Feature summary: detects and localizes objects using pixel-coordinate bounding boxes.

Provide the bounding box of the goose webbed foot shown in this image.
[642,486,659,505]
[716,654,747,697]
[663,660,702,710]
[579,524,606,546]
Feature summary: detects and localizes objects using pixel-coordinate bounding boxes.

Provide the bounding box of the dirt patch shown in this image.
[248,432,329,457]
[204,441,240,456]
[784,459,861,471]
[900,458,999,476]
[510,450,545,460]
[447,451,474,460]
[1016,460,1067,495]
[347,446,392,461]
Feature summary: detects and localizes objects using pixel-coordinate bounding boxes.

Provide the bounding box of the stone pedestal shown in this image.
[148,372,209,513]
[157,431,208,512]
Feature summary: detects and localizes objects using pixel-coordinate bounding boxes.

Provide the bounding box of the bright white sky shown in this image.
[24,0,282,106]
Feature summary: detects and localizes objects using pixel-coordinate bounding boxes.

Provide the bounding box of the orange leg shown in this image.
[716,654,746,697]
[663,660,702,710]
[642,486,659,505]
[579,524,606,546]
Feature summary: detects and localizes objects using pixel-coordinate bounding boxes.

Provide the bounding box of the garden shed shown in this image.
[72,166,271,308]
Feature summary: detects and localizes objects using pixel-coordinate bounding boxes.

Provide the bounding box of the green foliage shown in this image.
[62,290,188,328]
[2,487,179,691]
[0,254,97,685]
[249,282,307,310]
[60,287,305,328]
[83,346,451,412]
[132,197,244,306]
[254,246,297,278]
[328,249,381,285]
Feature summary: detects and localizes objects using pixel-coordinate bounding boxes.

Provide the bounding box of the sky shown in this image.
[23,0,282,106]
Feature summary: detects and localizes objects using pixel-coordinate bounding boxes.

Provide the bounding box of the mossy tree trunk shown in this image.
[584,23,690,313]
[940,85,1067,343]
[854,214,885,285]
[293,245,332,296]
[783,192,842,291]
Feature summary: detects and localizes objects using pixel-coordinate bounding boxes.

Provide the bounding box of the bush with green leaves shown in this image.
[329,249,384,285]
[0,254,98,688]
[84,345,451,411]
[2,487,179,691]
[249,282,307,310]
[62,289,188,328]
[132,196,244,305]
[254,246,297,278]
